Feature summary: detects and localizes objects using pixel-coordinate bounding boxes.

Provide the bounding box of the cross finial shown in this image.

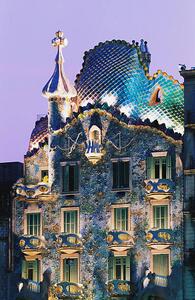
[51,30,68,48]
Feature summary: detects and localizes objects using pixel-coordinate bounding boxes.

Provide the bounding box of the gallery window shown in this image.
[27,213,41,236]
[112,159,130,189]
[22,259,40,281]
[113,207,129,231]
[63,258,79,283]
[62,163,79,193]
[153,205,168,229]
[147,155,171,179]
[108,256,130,281]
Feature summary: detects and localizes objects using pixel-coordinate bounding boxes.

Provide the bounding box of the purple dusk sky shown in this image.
[0,0,195,162]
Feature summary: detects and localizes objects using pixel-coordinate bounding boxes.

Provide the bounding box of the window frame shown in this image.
[60,253,80,283]
[61,161,80,195]
[22,258,41,282]
[147,152,172,180]
[111,158,131,191]
[61,207,80,234]
[150,199,171,229]
[108,255,130,281]
[150,249,171,276]
[24,207,42,236]
[111,204,131,232]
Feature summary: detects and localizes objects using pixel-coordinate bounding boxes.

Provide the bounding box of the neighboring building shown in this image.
[180,69,195,300]
[13,31,185,300]
[0,162,23,300]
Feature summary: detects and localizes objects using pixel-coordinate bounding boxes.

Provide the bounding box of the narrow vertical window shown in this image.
[153,205,168,229]
[112,160,129,189]
[27,213,41,236]
[62,163,79,193]
[153,254,169,276]
[63,258,78,283]
[147,156,172,179]
[64,210,78,234]
[114,207,128,231]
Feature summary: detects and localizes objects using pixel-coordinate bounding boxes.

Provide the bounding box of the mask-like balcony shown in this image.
[146,229,174,250]
[85,140,104,164]
[19,235,45,256]
[55,233,83,254]
[15,181,51,201]
[52,282,83,299]
[107,280,131,297]
[144,179,174,201]
[107,231,134,253]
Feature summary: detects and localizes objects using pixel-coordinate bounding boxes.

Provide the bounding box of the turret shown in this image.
[42,31,77,189]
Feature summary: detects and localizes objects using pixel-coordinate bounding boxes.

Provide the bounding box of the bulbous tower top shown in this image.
[42,31,77,99]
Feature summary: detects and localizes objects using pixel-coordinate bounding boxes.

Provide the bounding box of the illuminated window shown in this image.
[147,156,171,179]
[62,163,79,193]
[63,258,78,283]
[22,260,40,281]
[64,210,78,234]
[114,207,129,231]
[41,170,48,182]
[112,160,130,189]
[153,254,169,276]
[108,256,130,281]
[27,213,41,236]
[153,205,168,229]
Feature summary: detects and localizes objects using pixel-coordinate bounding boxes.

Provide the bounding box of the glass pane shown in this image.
[153,254,169,276]
[162,158,167,179]
[154,159,160,178]
[114,208,128,231]
[64,211,78,234]
[27,213,40,236]
[64,258,78,283]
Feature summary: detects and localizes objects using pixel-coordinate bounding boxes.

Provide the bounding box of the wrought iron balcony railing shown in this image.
[107,231,134,252]
[107,280,131,296]
[154,274,168,287]
[55,233,83,254]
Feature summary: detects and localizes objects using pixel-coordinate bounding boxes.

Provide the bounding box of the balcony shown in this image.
[144,179,174,201]
[154,274,168,287]
[55,233,83,254]
[146,229,174,249]
[107,280,131,297]
[107,231,134,253]
[19,235,45,256]
[17,280,40,299]
[14,181,51,201]
[52,282,83,299]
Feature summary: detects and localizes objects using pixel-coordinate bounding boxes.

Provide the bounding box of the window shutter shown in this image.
[125,256,130,281]
[22,260,27,279]
[62,165,69,192]
[166,156,172,179]
[74,164,79,191]
[124,161,130,188]
[119,161,124,188]
[113,162,118,188]
[147,157,154,179]
[33,260,39,282]
[108,257,113,280]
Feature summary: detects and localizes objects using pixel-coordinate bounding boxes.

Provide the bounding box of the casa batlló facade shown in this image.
[13,31,188,300]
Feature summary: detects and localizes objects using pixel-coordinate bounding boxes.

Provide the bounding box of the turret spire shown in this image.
[42,31,77,99]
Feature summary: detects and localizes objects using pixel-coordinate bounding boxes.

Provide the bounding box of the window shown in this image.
[153,254,169,276]
[27,213,41,236]
[22,260,40,281]
[112,160,130,189]
[114,207,129,231]
[153,205,168,229]
[147,156,171,179]
[41,170,48,182]
[62,163,79,193]
[108,256,130,281]
[64,210,78,234]
[63,258,78,283]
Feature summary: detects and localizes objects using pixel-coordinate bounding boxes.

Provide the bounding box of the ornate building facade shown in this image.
[13,31,186,300]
